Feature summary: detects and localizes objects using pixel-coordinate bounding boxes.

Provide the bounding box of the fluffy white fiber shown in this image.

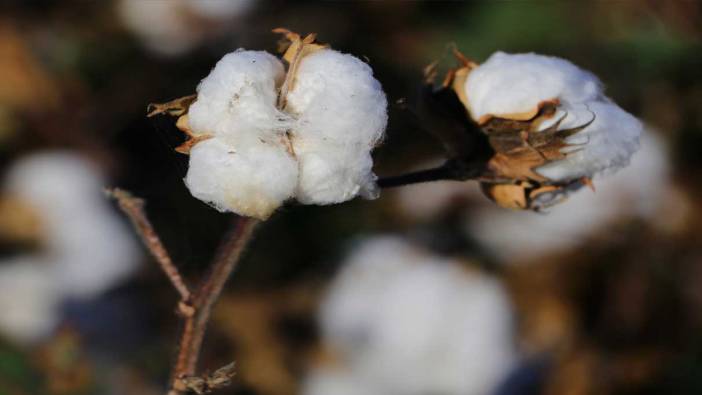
[184,48,387,218]
[287,49,387,204]
[464,52,641,181]
[0,151,142,344]
[188,51,290,139]
[185,138,298,219]
[313,236,516,395]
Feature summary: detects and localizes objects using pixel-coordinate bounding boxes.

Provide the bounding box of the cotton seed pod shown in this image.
[149,29,388,219]
[443,50,641,210]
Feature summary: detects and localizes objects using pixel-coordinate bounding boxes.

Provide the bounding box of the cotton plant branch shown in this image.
[108,189,192,301]
[108,188,257,395]
[170,216,258,395]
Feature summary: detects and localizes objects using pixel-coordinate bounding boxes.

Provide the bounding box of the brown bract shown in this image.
[147,94,212,154]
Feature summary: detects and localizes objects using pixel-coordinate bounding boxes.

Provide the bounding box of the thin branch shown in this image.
[377,160,488,189]
[378,165,456,188]
[169,216,259,395]
[108,188,191,301]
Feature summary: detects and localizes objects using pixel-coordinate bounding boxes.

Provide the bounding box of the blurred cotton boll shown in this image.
[0,259,61,345]
[117,0,254,56]
[302,367,382,395]
[313,236,517,395]
[465,131,676,263]
[183,0,254,19]
[3,151,141,300]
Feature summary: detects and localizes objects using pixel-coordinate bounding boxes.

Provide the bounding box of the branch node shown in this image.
[174,362,237,395]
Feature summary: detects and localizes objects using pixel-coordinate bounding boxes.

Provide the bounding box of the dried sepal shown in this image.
[273,28,328,109]
[146,94,197,118]
[481,178,590,210]
[146,96,212,155]
[483,103,595,182]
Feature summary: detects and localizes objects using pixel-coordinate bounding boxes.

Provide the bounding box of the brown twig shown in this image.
[109,188,258,395]
[169,216,258,395]
[108,188,191,301]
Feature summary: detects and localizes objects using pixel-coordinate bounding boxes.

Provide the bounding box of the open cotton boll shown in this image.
[188,50,291,139]
[286,49,387,204]
[464,52,601,122]
[465,132,671,263]
[320,236,516,395]
[0,259,61,344]
[3,151,141,299]
[536,100,642,181]
[185,137,298,219]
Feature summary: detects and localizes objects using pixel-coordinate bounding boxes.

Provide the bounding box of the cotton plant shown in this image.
[128,31,648,395]
[150,29,387,219]
[400,49,643,210]
[304,236,517,395]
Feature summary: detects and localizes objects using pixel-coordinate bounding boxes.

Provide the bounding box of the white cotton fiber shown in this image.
[535,100,642,180]
[184,137,298,219]
[464,52,601,122]
[464,51,641,181]
[0,259,61,345]
[287,49,387,205]
[4,151,141,299]
[188,50,291,140]
[318,236,516,395]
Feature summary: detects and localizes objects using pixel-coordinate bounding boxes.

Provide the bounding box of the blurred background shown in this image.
[0,1,701,394]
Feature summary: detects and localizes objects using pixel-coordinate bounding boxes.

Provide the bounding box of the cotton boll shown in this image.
[464,52,601,123]
[301,368,382,395]
[536,100,642,181]
[3,151,141,299]
[0,259,61,344]
[320,236,421,355]
[188,50,290,140]
[118,0,200,56]
[465,132,671,263]
[184,137,298,219]
[320,237,516,395]
[356,262,515,395]
[287,49,387,204]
